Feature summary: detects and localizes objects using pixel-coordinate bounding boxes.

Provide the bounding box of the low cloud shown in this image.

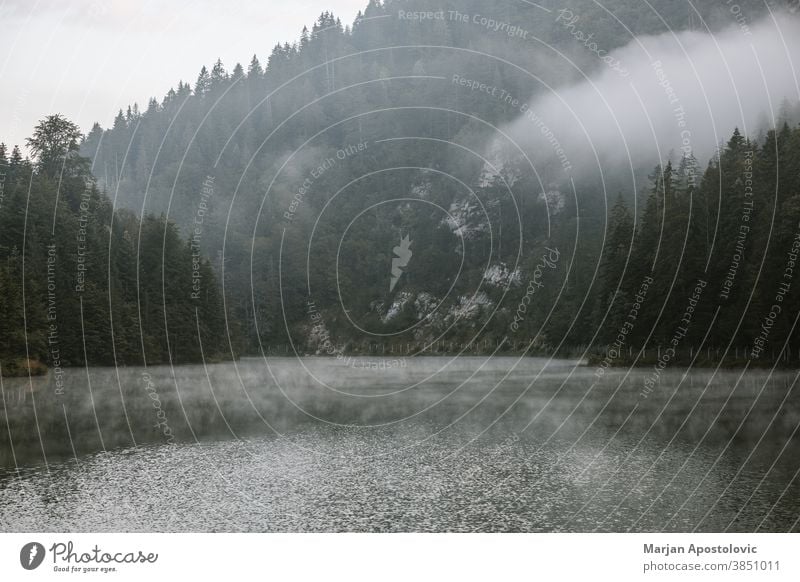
[495,11,800,178]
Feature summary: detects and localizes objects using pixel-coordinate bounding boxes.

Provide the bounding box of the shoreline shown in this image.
[586,352,800,370]
[3,350,797,378]
[0,354,237,378]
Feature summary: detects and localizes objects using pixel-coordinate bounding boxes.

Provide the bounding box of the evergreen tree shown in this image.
[195,65,211,96]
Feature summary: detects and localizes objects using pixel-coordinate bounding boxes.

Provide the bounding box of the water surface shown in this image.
[1,357,798,532]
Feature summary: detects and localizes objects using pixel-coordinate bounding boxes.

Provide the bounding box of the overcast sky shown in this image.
[0,0,367,151]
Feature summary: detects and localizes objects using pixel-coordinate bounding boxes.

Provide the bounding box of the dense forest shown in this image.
[0,117,229,376]
[591,124,800,367]
[3,0,800,375]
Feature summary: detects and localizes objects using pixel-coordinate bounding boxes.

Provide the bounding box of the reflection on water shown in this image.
[1,357,798,532]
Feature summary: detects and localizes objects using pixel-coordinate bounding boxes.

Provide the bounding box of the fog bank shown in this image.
[495,12,800,179]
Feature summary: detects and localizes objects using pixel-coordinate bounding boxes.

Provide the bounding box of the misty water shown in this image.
[1,357,798,532]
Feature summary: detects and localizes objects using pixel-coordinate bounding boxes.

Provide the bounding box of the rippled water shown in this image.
[1,357,798,532]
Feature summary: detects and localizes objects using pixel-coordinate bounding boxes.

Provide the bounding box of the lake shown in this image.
[1,357,798,532]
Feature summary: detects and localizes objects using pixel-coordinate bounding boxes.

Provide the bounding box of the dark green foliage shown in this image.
[0,117,231,375]
[595,124,800,363]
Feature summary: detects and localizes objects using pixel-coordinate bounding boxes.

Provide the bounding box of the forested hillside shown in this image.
[0,116,229,376]
[3,0,800,371]
[593,124,800,366]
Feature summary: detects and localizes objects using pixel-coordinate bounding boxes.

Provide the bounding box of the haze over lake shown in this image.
[2,357,798,532]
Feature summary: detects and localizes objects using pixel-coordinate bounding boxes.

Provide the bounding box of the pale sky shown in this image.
[0,0,367,151]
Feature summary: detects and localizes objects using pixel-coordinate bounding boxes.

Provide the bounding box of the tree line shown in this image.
[585,124,800,365]
[0,116,230,376]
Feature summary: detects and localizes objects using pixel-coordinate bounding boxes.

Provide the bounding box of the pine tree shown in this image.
[596,194,634,333]
[195,65,211,96]
[210,58,228,88]
[247,54,263,78]
[231,62,244,82]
